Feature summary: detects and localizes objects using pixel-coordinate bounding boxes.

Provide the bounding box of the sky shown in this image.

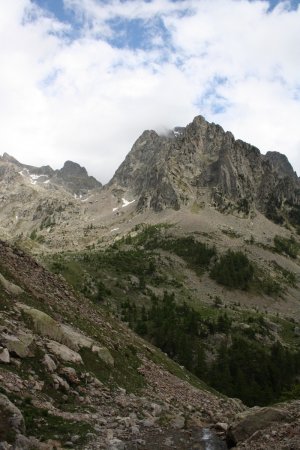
[0,0,299,183]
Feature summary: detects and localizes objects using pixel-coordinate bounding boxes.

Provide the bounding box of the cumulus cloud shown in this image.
[0,0,299,182]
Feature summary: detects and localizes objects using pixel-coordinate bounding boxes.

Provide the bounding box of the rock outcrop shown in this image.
[110,116,300,223]
[228,401,300,450]
[0,153,101,196]
[0,393,25,442]
[51,160,101,195]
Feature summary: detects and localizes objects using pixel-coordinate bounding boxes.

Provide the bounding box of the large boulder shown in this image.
[0,394,25,443]
[2,332,34,358]
[226,406,289,447]
[18,304,98,351]
[17,304,74,348]
[60,324,94,350]
[0,273,23,295]
[46,340,83,364]
[92,345,114,366]
[0,347,10,363]
[17,303,114,367]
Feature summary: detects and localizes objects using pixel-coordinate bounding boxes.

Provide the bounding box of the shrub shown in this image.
[274,235,299,259]
[210,250,254,290]
[161,236,216,273]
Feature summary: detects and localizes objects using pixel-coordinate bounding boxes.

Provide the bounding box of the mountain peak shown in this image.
[60,160,88,177]
[1,152,21,165]
[265,151,298,179]
[110,115,300,223]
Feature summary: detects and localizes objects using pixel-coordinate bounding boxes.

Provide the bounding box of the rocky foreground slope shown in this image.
[0,240,299,450]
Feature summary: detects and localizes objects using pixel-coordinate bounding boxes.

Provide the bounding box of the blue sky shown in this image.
[33,0,300,19]
[0,0,299,181]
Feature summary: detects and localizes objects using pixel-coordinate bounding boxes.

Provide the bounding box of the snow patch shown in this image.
[122,198,135,208]
[81,195,93,203]
[110,228,119,232]
[30,174,44,180]
[18,168,49,185]
[112,207,119,212]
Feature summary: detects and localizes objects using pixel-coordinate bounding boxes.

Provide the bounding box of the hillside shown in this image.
[0,239,246,449]
[0,114,300,449]
[1,240,300,450]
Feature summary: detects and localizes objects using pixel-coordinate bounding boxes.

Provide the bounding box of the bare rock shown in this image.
[52,374,70,391]
[215,422,229,432]
[43,354,57,373]
[170,414,185,429]
[108,438,125,450]
[2,332,34,358]
[142,417,156,427]
[0,273,23,295]
[59,367,80,385]
[60,324,94,351]
[46,340,82,364]
[17,304,74,349]
[110,115,300,218]
[0,393,25,442]
[0,347,10,364]
[92,345,114,366]
[227,406,289,447]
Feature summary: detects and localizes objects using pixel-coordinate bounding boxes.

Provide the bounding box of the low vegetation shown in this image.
[274,235,300,258]
[210,250,254,290]
[43,224,300,408]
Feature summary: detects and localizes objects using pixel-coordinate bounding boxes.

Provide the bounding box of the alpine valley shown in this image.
[0,115,299,450]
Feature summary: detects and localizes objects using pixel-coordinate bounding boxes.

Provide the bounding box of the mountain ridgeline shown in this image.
[110,115,300,226]
[1,115,300,234]
[0,153,101,195]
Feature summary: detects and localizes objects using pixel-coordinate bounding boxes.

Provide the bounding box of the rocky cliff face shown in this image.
[1,115,300,249]
[0,155,103,245]
[51,160,101,195]
[110,116,300,224]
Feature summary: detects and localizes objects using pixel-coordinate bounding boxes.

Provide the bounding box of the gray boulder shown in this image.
[0,394,25,443]
[226,406,289,447]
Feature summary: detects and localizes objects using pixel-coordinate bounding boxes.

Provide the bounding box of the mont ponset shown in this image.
[0,115,299,450]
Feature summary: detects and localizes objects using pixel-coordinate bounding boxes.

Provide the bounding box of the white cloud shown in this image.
[0,0,299,182]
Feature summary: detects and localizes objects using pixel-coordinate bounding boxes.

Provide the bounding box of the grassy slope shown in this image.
[42,224,300,407]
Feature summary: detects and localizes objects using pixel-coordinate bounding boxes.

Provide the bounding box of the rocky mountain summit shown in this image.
[0,153,103,246]
[0,153,101,195]
[110,116,300,224]
[1,115,300,250]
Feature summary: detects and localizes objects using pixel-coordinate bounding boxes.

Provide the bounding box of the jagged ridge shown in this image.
[110,116,300,223]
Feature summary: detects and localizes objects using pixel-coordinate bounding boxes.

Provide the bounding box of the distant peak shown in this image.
[265,151,297,178]
[1,153,21,165]
[60,160,88,176]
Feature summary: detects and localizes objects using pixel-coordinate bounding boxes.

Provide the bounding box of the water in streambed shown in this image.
[199,428,227,450]
[127,426,228,449]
